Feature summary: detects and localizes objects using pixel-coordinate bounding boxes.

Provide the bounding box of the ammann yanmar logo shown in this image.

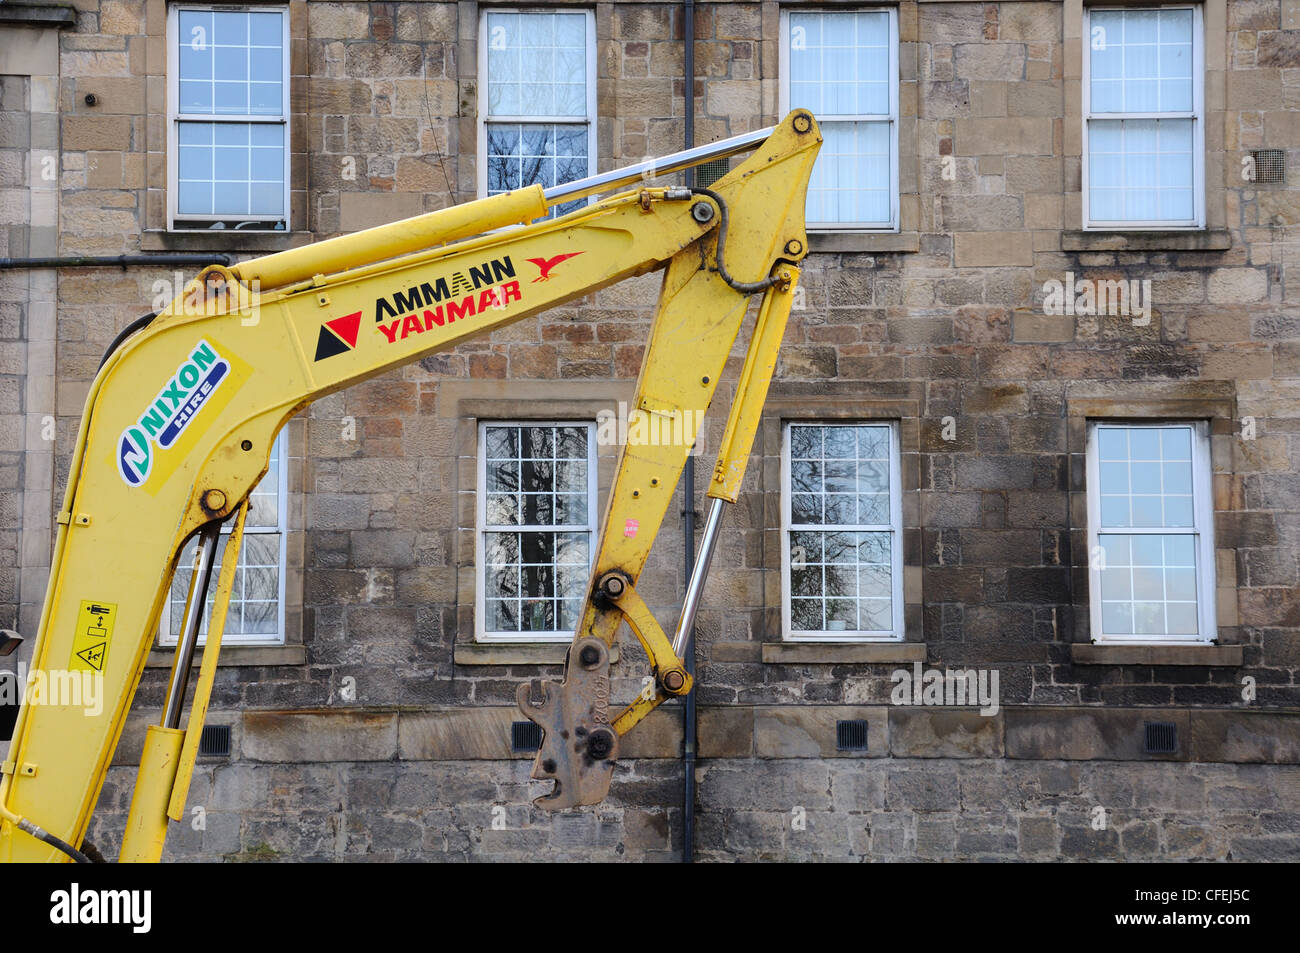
[117,339,229,487]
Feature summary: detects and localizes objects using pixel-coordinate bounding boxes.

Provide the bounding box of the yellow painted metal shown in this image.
[119,726,184,863]
[574,120,820,654]
[608,582,691,699]
[604,272,801,739]
[231,186,548,290]
[167,499,248,822]
[709,266,801,503]
[0,111,820,861]
[612,691,665,737]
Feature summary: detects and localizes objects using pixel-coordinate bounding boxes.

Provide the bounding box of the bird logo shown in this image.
[526,252,584,283]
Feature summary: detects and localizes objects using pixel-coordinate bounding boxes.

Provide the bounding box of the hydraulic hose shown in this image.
[690,186,779,295]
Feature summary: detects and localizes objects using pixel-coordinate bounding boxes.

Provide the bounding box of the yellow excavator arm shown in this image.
[0,111,820,862]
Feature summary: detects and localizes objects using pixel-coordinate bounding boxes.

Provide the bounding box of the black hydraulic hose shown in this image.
[690,186,779,295]
[17,817,90,863]
[98,312,157,371]
[0,254,233,270]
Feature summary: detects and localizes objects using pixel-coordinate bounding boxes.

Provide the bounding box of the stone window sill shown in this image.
[146,644,306,667]
[142,229,312,254]
[763,642,926,664]
[1070,643,1243,666]
[1061,229,1232,252]
[808,231,919,254]
[454,643,621,666]
[0,4,76,26]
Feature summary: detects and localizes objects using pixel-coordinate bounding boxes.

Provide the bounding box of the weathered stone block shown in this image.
[1005,708,1190,761]
[755,706,888,759]
[954,230,1034,266]
[890,709,1002,757]
[243,710,398,762]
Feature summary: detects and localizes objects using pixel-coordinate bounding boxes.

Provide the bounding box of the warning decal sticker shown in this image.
[69,600,118,673]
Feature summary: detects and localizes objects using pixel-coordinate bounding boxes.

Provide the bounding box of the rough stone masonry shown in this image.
[0,0,1298,860]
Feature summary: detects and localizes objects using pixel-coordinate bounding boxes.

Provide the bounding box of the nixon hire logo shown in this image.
[117,340,229,487]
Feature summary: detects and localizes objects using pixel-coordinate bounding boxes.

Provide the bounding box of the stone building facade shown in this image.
[1,0,1298,861]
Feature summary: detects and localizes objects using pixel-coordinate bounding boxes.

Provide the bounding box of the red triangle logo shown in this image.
[326,311,362,349]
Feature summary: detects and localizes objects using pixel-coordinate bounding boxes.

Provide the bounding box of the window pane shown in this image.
[790,423,891,526]
[787,423,897,637]
[482,426,593,637]
[787,11,890,116]
[177,9,284,118]
[177,121,284,217]
[787,530,893,634]
[1097,533,1200,637]
[788,10,894,227]
[485,11,587,118]
[1088,118,1195,223]
[1089,8,1192,113]
[806,120,891,226]
[484,529,591,635]
[1095,425,1198,530]
[485,122,588,218]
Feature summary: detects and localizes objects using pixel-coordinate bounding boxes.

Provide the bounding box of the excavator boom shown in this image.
[0,111,820,862]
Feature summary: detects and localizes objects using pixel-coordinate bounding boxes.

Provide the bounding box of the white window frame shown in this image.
[476,8,598,211]
[778,6,900,232]
[166,3,291,230]
[1082,4,1205,230]
[475,420,599,643]
[780,420,905,642]
[160,433,289,646]
[1085,420,1217,644]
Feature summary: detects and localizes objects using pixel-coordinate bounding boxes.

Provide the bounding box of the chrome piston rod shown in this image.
[544,126,774,206]
[162,522,222,729]
[671,497,728,657]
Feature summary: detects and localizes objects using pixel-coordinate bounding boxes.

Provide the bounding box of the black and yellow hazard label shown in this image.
[69,600,117,672]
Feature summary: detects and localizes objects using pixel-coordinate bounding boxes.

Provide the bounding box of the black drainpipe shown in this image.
[0,254,233,270]
[681,0,697,865]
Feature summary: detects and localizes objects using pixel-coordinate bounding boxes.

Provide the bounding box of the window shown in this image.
[780,8,898,231]
[168,5,289,230]
[477,422,597,642]
[1086,422,1216,643]
[782,422,903,640]
[161,433,288,645]
[1083,5,1204,228]
[479,9,596,218]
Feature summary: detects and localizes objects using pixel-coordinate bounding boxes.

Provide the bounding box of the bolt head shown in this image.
[587,727,616,761]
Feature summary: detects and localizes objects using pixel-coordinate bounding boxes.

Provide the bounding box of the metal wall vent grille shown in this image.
[199,724,232,757]
[836,719,869,751]
[1251,149,1285,184]
[512,720,543,752]
[1143,721,1177,754]
[693,158,731,189]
